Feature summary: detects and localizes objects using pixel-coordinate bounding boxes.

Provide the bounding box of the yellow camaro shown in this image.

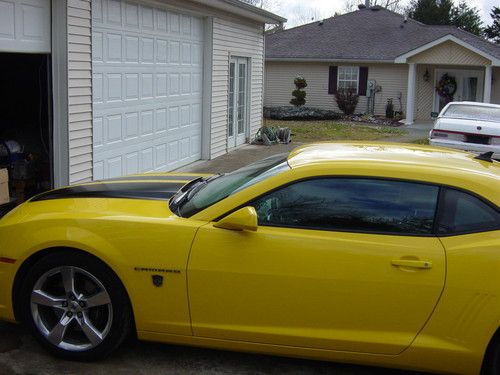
[0,143,499,374]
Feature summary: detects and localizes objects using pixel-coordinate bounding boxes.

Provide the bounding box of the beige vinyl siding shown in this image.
[492,67,500,105]
[68,0,93,184]
[408,41,491,66]
[416,65,492,120]
[211,18,264,158]
[265,62,408,117]
[415,65,434,120]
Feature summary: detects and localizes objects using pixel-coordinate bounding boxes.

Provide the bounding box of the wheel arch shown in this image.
[12,247,136,334]
[481,326,500,375]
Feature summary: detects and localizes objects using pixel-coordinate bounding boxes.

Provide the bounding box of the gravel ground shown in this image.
[0,322,429,375]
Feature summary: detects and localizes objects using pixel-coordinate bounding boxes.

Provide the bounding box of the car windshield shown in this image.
[442,104,500,122]
[170,153,290,217]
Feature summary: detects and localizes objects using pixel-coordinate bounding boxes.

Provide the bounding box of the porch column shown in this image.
[484,65,492,103]
[405,63,417,125]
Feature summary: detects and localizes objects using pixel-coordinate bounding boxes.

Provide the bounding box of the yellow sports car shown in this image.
[0,143,499,375]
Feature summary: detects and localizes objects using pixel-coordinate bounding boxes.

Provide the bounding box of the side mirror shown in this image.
[213,206,258,232]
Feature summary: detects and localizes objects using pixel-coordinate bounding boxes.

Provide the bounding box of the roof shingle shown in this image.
[265,7,500,62]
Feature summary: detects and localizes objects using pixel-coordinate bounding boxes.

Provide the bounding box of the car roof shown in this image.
[287,142,500,179]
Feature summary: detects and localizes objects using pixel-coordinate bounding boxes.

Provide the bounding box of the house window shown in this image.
[338,66,359,93]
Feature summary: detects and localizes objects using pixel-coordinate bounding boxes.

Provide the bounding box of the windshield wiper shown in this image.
[169,174,223,215]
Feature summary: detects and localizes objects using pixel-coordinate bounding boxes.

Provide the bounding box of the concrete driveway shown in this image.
[180,121,434,174]
[0,126,435,375]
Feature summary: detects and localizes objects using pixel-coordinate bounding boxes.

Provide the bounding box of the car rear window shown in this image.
[442,104,500,122]
[437,188,500,235]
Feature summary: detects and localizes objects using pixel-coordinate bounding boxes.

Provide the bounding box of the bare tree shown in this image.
[291,6,322,26]
[343,0,359,13]
[343,0,405,14]
[238,0,276,9]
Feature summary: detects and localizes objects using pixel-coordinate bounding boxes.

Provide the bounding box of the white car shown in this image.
[429,102,500,159]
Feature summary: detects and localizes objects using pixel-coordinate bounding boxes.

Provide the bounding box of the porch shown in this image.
[395,36,500,124]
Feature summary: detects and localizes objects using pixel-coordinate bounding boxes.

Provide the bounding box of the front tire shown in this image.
[18,252,132,360]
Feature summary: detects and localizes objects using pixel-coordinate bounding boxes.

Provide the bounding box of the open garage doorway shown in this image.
[0,53,52,208]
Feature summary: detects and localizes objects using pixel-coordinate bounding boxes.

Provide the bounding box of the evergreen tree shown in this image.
[408,0,453,25]
[484,7,500,44]
[451,2,483,36]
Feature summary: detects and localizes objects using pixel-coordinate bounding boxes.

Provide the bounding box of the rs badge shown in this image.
[152,275,163,287]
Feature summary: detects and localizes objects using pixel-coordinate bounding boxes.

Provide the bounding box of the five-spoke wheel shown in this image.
[30,266,113,351]
[19,252,132,360]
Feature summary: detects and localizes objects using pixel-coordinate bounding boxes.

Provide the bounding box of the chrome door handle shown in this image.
[391,260,432,269]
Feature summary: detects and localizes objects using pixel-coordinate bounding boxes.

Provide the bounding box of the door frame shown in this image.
[433,68,484,113]
[227,55,250,150]
[52,0,69,187]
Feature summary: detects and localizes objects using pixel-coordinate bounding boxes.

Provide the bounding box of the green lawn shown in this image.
[265,120,407,143]
[410,138,430,145]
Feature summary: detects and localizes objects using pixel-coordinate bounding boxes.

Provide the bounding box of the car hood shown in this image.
[30,173,211,202]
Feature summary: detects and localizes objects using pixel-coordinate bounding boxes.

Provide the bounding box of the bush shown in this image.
[263,106,342,121]
[290,76,308,107]
[335,89,359,115]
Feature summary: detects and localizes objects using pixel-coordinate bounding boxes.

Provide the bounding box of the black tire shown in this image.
[18,251,132,361]
[482,333,500,375]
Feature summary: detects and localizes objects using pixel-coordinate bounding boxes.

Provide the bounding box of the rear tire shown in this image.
[18,252,132,361]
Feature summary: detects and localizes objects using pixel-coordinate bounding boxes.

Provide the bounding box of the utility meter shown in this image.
[366,80,376,97]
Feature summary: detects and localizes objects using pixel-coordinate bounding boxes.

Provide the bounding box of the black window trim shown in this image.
[434,186,500,237]
[214,175,500,238]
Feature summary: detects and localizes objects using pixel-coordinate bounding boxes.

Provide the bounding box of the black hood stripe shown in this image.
[31,182,185,202]
[102,175,203,182]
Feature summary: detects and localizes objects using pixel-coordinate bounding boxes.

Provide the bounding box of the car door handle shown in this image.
[391,259,432,269]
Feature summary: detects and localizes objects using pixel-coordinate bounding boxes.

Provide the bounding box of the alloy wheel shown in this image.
[30,266,113,352]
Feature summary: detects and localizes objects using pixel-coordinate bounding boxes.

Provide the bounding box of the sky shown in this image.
[264,0,497,28]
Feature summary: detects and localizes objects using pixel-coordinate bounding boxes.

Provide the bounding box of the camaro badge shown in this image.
[152,275,163,287]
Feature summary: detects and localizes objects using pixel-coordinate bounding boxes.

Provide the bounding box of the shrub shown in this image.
[290,76,308,107]
[335,89,359,115]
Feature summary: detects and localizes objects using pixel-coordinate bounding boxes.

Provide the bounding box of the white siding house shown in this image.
[0,0,284,189]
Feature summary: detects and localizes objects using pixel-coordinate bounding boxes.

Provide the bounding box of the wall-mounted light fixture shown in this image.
[423,68,430,82]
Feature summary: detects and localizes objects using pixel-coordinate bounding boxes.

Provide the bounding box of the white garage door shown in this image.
[0,0,51,53]
[92,0,204,179]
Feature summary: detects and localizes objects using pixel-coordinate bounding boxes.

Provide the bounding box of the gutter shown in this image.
[190,0,286,24]
[265,58,396,64]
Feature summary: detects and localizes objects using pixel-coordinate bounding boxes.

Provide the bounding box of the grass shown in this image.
[410,138,430,145]
[265,120,407,143]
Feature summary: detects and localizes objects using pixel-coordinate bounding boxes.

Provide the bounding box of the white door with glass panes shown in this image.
[434,69,484,112]
[228,58,249,148]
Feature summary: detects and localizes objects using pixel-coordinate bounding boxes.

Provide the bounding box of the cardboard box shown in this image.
[0,168,9,204]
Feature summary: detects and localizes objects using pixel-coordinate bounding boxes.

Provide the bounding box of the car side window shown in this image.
[250,178,439,235]
[437,189,500,235]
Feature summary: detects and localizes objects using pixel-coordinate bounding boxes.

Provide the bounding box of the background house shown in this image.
[0,0,284,202]
[264,6,500,124]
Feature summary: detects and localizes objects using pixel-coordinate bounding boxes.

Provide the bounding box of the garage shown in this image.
[0,0,52,211]
[92,0,204,179]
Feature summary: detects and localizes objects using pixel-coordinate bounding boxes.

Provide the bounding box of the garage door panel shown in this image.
[0,0,50,53]
[93,0,203,179]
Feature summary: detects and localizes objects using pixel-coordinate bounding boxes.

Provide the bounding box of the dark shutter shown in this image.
[358,67,369,96]
[328,66,338,94]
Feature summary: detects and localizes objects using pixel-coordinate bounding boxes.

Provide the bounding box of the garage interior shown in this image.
[0,52,52,207]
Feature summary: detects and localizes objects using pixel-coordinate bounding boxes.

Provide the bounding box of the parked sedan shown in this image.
[429,101,500,159]
[0,143,499,375]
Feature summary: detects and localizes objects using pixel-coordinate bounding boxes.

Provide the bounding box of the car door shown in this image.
[187,177,446,355]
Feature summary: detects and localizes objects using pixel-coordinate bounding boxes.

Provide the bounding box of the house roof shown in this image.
[265,7,500,63]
